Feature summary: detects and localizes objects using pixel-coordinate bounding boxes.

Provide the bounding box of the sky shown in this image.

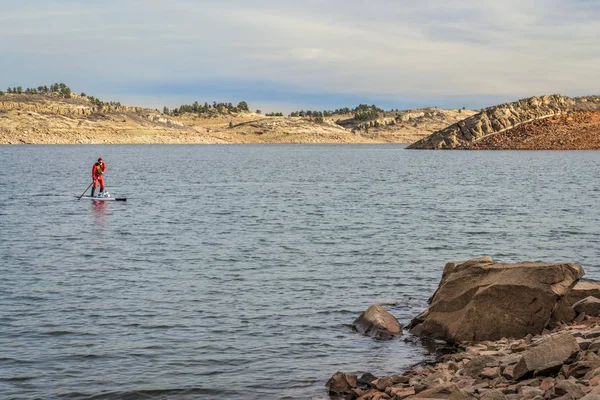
[1,0,599,113]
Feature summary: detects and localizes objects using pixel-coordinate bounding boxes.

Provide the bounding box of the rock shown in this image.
[565,281,600,305]
[577,337,593,350]
[519,386,544,398]
[353,304,402,340]
[481,367,500,379]
[480,391,509,400]
[408,257,584,343]
[539,377,555,391]
[552,282,600,325]
[407,95,600,150]
[423,369,453,386]
[358,373,378,387]
[584,328,600,339]
[462,356,496,378]
[410,383,475,399]
[573,296,600,317]
[552,380,586,398]
[385,386,414,399]
[372,375,408,391]
[582,385,600,399]
[501,365,516,380]
[356,389,391,400]
[512,333,579,380]
[327,371,358,396]
[589,339,600,352]
[562,352,600,378]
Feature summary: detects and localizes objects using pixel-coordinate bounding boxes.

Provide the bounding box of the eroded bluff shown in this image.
[407,94,600,149]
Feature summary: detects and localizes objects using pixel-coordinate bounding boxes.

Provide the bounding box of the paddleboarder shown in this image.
[91,157,107,197]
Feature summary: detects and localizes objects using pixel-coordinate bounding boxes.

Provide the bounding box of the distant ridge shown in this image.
[0,90,476,144]
[407,94,600,150]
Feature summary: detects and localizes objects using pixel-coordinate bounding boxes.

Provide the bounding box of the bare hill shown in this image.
[0,92,474,144]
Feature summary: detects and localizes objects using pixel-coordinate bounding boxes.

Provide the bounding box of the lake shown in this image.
[1,144,600,399]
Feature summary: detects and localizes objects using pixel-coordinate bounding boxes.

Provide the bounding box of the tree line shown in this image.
[163,101,251,116]
[0,83,121,109]
[2,83,72,98]
[286,104,385,121]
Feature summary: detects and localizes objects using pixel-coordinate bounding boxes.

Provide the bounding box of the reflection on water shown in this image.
[91,199,107,226]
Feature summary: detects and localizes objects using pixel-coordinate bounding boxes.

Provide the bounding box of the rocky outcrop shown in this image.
[407,95,600,149]
[144,114,186,128]
[408,257,584,343]
[0,93,151,117]
[328,316,600,399]
[353,304,402,340]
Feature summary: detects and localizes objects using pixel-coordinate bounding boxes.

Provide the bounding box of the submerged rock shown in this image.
[353,304,402,340]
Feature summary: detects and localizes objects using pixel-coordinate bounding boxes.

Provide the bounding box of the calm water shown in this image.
[1,144,600,399]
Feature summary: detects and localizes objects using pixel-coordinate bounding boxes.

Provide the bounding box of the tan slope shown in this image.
[0,93,476,144]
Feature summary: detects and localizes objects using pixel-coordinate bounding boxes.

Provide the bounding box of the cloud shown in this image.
[1,0,599,110]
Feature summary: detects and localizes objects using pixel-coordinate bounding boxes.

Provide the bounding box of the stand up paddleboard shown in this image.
[79,196,127,201]
[77,191,126,201]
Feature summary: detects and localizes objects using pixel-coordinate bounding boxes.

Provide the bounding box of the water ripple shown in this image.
[1,144,600,399]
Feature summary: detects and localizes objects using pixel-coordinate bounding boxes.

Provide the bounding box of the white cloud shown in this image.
[1,0,599,107]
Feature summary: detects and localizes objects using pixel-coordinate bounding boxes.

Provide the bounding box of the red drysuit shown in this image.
[92,160,107,190]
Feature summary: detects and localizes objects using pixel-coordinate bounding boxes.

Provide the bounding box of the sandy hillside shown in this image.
[0,93,475,144]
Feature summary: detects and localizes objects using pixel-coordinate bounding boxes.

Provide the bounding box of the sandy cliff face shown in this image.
[408,95,600,150]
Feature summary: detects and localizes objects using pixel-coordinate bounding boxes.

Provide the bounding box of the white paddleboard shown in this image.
[79,196,127,201]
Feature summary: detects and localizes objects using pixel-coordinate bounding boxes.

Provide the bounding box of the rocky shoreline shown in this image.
[328,258,600,399]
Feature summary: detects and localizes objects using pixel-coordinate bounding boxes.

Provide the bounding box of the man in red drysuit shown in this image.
[91,157,107,197]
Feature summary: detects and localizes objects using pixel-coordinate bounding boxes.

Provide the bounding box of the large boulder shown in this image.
[353,304,402,340]
[409,257,584,343]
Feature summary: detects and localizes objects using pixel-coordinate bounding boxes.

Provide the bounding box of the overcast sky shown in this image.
[1,0,599,112]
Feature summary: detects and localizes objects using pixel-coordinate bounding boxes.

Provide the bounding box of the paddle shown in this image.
[78,181,94,200]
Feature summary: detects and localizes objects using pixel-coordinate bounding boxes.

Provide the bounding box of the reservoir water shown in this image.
[1,144,600,399]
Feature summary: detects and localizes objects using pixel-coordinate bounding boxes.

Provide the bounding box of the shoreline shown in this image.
[329,316,600,399]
